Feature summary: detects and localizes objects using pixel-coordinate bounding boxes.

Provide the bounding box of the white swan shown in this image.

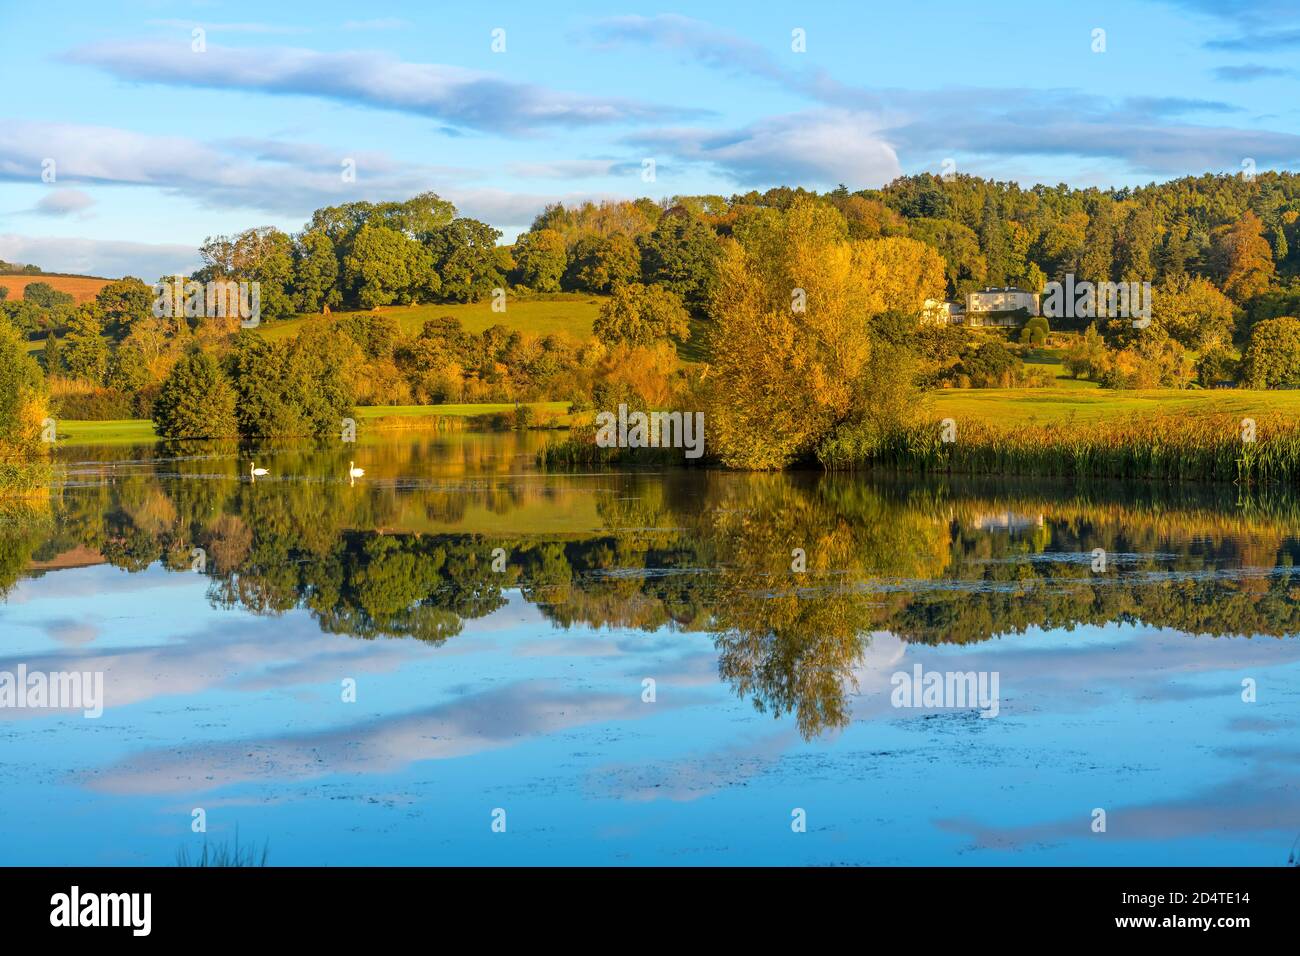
[250,463,269,482]
[348,461,364,486]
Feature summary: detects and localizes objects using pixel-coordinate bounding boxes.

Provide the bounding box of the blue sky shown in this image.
[3,0,1300,278]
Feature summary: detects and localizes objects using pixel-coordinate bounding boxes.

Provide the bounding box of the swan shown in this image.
[348,461,364,486]
[250,463,269,482]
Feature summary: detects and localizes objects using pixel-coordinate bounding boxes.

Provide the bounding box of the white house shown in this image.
[966,287,1040,325]
[921,298,966,325]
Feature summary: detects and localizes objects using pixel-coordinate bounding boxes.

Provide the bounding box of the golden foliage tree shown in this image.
[705,199,945,469]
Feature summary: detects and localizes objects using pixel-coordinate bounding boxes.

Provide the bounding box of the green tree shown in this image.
[41,333,62,375]
[563,234,640,292]
[293,229,341,313]
[1242,315,1300,388]
[152,349,238,439]
[20,281,74,309]
[511,228,566,292]
[62,305,108,384]
[344,223,431,309]
[637,209,720,310]
[198,227,296,322]
[424,218,504,303]
[593,283,691,348]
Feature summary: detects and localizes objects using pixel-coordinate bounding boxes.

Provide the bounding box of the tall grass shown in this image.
[826,413,1300,485]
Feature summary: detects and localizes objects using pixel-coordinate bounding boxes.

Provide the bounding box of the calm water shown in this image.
[2,431,1299,865]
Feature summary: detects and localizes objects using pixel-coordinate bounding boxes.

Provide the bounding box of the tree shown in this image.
[1079,198,1115,283]
[198,227,296,322]
[0,319,49,492]
[1213,211,1275,303]
[343,224,430,309]
[1019,316,1050,346]
[563,234,640,292]
[41,333,62,376]
[961,340,1021,387]
[62,305,108,384]
[424,218,504,303]
[1242,316,1300,388]
[593,283,691,348]
[910,218,985,297]
[94,277,153,336]
[511,229,566,292]
[1062,323,1107,379]
[293,229,341,313]
[228,330,359,438]
[978,195,1011,286]
[706,198,905,469]
[152,349,238,439]
[20,281,73,309]
[637,209,720,310]
[1153,275,1236,349]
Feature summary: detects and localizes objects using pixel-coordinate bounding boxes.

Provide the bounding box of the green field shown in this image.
[928,387,1300,425]
[257,293,604,344]
[55,402,573,445]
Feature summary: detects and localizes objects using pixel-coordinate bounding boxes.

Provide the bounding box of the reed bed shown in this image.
[831,413,1300,485]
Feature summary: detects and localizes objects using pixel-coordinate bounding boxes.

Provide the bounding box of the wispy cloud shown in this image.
[1205,28,1300,51]
[1211,64,1295,81]
[63,40,708,135]
[628,109,901,189]
[31,188,96,218]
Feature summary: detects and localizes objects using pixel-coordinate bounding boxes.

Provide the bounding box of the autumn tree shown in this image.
[705,198,943,469]
[0,319,49,494]
[1153,274,1237,349]
[1213,211,1275,303]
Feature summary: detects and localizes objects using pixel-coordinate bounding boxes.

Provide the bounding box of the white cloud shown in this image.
[629,110,902,189]
[64,41,706,134]
[0,233,199,280]
[32,188,96,217]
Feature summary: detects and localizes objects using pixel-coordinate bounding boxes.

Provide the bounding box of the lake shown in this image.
[2,431,1298,865]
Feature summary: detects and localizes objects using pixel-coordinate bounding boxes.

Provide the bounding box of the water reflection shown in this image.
[11,435,1300,744]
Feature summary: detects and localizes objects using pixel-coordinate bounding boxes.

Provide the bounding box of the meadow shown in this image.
[257,292,604,344]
